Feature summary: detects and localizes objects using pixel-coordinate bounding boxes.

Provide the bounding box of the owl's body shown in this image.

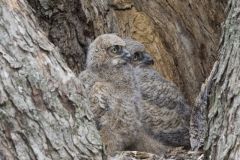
[135,66,191,148]
[80,34,166,155]
[124,38,191,148]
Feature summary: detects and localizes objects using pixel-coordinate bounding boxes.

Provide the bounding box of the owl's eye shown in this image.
[108,45,122,55]
[133,52,142,61]
[111,46,118,53]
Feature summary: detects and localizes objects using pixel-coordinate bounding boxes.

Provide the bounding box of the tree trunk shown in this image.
[204,0,240,159]
[2,0,239,160]
[0,0,102,159]
[26,0,226,104]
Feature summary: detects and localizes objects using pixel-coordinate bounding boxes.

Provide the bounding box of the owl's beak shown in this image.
[142,52,154,65]
[121,49,132,62]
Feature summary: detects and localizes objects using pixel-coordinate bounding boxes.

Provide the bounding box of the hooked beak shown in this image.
[142,52,154,65]
[121,48,132,62]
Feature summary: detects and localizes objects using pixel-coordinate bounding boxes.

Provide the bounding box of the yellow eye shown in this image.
[111,47,117,53]
[133,55,138,61]
[107,45,121,55]
[133,52,141,61]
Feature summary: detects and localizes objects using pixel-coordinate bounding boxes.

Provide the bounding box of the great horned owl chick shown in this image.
[80,34,166,155]
[124,38,191,148]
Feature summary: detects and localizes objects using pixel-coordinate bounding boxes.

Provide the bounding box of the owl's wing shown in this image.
[141,77,186,108]
[140,72,191,148]
[137,68,185,110]
[79,70,112,129]
[88,82,132,153]
[142,101,190,148]
[79,70,98,95]
[88,81,113,129]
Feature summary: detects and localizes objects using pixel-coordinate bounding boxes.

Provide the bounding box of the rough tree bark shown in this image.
[204,0,240,159]
[26,0,227,104]
[0,0,102,159]
[27,0,95,74]
[2,0,239,160]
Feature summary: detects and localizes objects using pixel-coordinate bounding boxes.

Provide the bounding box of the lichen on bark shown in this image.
[0,0,102,159]
[205,0,240,159]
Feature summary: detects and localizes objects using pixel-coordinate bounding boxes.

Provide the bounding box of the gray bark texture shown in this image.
[204,0,240,159]
[0,0,102,159]
[190,61,219,151]
[2,0,240,159]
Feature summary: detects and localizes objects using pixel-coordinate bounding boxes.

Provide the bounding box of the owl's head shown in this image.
[124,38,154,67]
[86,34,132,69]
